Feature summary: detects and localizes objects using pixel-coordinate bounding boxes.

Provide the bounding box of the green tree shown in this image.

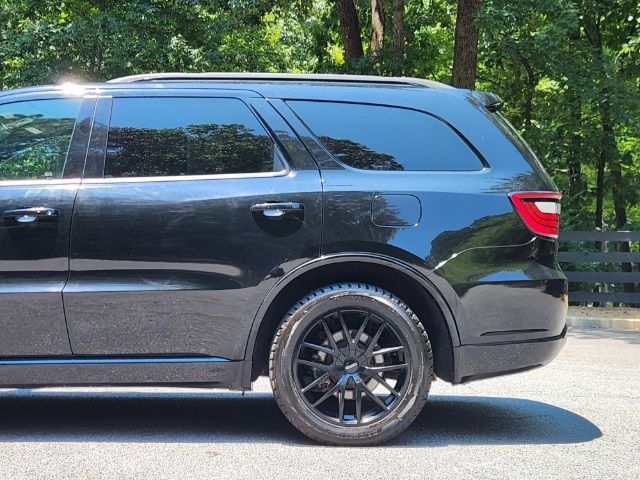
[1,0,639,299]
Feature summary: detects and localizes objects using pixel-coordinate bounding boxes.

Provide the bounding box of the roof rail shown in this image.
[106,72,452,89]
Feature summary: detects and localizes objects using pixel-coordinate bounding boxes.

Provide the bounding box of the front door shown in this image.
[63,93,322,360]
[0,95,88,356]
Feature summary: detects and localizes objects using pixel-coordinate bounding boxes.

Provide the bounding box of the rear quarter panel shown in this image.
[272,86,567,345]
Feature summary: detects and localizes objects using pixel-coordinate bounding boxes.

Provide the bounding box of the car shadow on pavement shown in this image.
[0,389,601,446]
[394,395,602,446]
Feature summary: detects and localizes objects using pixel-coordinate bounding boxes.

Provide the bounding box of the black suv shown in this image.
[0,73,567,445]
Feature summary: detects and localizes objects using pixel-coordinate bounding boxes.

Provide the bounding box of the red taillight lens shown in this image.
[508,191,562,239]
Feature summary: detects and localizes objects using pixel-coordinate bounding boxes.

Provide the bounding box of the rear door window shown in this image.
[105,97,283,178]
[288,100,482,171]
[0,98,81,181]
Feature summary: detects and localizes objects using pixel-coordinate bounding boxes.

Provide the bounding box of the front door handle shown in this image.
[250,202,304,219]
[3,207,59,223]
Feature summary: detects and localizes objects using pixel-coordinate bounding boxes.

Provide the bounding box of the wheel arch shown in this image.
[242,254,460,387]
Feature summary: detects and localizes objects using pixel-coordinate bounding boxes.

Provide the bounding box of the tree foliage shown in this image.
[0,0,638,234]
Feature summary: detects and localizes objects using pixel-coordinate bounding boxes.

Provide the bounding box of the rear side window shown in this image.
[105,97,281,178]
[288,101,482,171]
[0,98,80,181]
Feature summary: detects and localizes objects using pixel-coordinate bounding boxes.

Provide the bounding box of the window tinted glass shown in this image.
[0,99,80,180]
[105,97,279,178]
[288,101,482,171]
[492,112,549,175]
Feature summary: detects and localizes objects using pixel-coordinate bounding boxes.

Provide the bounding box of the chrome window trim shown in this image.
[0,178,81,187]
[81,169,290,184]
[92,95,290,181]
[333,166,492,176]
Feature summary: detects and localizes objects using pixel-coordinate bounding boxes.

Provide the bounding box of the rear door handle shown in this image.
[3,207,59,223]
[250,202,304,219]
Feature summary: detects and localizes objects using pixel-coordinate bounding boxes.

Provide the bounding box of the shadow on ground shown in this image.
[0,390,601,447]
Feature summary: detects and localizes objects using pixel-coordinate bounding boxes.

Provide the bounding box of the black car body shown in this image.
[0,73,567,444]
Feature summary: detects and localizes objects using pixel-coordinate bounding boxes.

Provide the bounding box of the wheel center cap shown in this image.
[343,357,360,374]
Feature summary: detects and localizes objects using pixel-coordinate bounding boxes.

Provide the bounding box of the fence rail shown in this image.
[558,231,640,305]
[559,231,640,242]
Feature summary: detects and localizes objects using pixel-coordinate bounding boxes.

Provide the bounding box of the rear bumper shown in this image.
[452,325,567,383]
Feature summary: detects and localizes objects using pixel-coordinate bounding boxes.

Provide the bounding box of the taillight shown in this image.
[508,191,562,239]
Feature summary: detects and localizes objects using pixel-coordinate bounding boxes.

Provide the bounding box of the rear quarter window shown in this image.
[288,100,482,171]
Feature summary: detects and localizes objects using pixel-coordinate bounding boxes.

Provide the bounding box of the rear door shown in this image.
[63,91,322,360]
[0,94,92,356]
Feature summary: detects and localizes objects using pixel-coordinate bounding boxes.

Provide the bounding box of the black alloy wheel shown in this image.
[270,283,433,446]
[294,308,410,426]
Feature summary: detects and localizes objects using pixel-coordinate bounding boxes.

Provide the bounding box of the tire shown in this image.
[269,283,433,446]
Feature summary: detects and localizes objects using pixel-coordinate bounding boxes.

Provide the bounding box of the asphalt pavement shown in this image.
[0,327,638,480]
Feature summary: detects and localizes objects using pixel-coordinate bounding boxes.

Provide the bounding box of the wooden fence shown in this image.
[558,231,640,305]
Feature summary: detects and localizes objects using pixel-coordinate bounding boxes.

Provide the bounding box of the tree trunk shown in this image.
[567,95,583,198]
[586,13,634,298]
[89,44,103,81]
[606,108,634,295]
[594,147,605,237]
[605,115,626,232]
[584,15,602,261]
[451,0,480,89]
[370,0,384,71]
[519,54,536,134]
[391,0,405,73]
[566,31,583,201]
[585,14,611,246]
[593,148,607,306]
[599,97,634,300]
[336,0,364,62]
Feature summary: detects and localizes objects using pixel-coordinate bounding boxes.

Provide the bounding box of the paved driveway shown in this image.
[0,327,638,480]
